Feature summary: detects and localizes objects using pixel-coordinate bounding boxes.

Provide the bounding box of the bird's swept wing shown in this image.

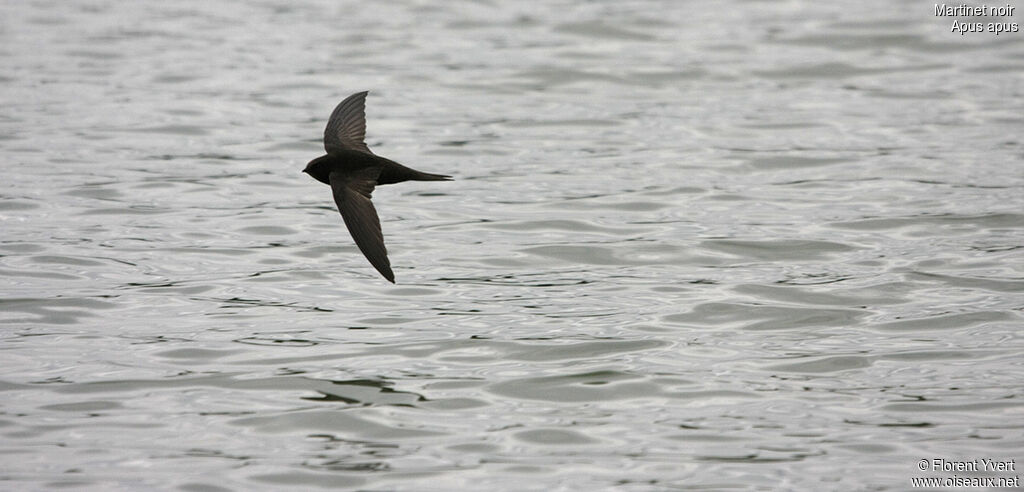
[324,91,373,155]
[329,167,394,283]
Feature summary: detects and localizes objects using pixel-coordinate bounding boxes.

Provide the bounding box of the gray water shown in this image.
[2,1,1023,490]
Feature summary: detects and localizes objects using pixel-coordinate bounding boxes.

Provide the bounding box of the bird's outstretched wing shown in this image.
[324,91,373,155]
[329,167,394,283]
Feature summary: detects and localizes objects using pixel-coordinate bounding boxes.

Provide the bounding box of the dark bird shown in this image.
[303,91,451,283]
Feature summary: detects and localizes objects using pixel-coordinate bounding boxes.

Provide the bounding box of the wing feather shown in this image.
[324,91,373,155]
[329,168,394,283]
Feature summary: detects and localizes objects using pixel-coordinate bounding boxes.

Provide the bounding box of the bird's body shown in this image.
[305,150,449,186]
[303,91,451,283]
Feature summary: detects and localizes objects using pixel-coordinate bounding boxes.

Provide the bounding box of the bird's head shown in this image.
[303,156,331,184]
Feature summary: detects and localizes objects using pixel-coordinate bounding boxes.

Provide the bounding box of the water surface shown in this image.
[1,1,1023,490]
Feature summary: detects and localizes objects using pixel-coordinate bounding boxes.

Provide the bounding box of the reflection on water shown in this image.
[1,0,1023,490]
